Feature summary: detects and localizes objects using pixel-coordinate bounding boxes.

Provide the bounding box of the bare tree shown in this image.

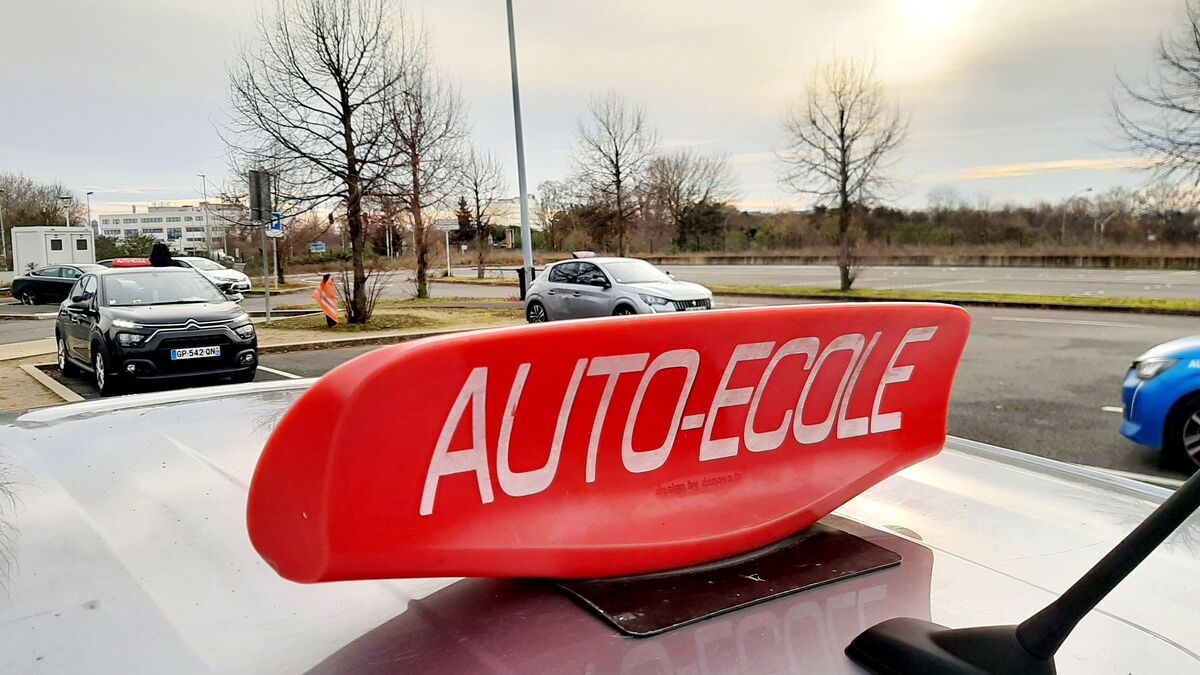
[572,93,658,256]
[460,148,506,278]
[779,55,907,290]
[1115,1,1200,188]
[225,0,407,322]
[387,26,466,298]
[646,150,737,248]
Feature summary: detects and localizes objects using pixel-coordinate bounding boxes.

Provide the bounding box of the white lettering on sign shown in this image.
[871,327,937,433]
[622,349,700,473]
[418,326,941,515]
[1189,359,1200,369]
[421,367,494,516]
[496,358,587,497]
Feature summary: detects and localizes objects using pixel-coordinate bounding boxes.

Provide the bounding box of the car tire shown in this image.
[19,289,37,305]
[230,367,257,384]
[57,334,78,377]
[93,346,121,397]
[526,301,549,323]
[613,305,637,316]
[1163,394,1200,471]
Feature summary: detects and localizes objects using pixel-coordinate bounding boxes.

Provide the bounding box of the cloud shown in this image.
[923,157,1154,182]
[730,151,777,165]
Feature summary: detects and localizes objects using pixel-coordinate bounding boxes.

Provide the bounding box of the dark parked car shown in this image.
[55,267,257,395]
[9,263,106,305]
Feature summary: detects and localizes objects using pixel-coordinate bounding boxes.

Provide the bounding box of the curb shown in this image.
[434,279,1200,317]
[20,363,85,403]
[257,326,487,355]
[714,293,1200,316]
[0,312,57,321]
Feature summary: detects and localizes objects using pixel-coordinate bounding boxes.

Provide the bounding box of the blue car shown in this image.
[1121,336,1200,469]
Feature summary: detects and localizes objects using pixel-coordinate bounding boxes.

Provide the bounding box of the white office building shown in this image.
[95,203,241,255]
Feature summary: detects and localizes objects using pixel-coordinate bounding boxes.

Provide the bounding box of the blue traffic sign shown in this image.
[310,241,327,254]
[268,211,284,238]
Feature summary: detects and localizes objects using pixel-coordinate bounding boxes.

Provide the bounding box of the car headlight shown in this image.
[117,332,147,347]
[232,312,250,323]
[112,318,140,329]
[1134,358,1177,380]
[638,294,671,306]
[235,323,256,339]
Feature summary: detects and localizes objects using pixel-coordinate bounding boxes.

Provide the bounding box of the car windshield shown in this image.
[602,260,672,285]
[186,258,226,271]
[103,271,227,306]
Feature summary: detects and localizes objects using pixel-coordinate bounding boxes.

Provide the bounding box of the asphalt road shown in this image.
[462,264,1200,300]
[41,300,1194,483]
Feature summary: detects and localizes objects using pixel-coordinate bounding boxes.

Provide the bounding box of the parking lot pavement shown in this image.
[48,363,295,400]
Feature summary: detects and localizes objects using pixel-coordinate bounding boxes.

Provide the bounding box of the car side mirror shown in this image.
[68,299,89,311]
[591,278,611,289]
[226,292,244,303]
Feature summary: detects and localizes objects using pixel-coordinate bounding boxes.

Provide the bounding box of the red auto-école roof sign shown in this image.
[247,303,970,582]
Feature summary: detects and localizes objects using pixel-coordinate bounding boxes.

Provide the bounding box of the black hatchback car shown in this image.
[10,263,106,304]
[55,267,257,395]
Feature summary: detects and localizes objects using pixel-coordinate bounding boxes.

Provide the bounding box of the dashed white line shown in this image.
[1101,406,1124,414]
[991,316,1144,329]
[257,365,302,379]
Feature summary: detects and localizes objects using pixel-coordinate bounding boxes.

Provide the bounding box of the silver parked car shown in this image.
[525,256,713,322]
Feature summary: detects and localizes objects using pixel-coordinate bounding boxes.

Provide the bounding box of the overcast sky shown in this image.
[0,0,1186,214]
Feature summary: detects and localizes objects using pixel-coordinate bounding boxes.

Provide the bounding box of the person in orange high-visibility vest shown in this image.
[312,274,339,327]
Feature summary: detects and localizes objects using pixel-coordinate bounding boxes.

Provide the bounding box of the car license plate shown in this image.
[684,305,707,311]
[170,346,221,360]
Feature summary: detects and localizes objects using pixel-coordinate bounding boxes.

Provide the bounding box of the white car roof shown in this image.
[1,383,1198,672]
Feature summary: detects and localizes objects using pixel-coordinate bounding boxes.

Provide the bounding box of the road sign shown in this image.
[267,211,284,238]
[310,241,327,254]
[433,220,459,232]
[248,170,272,222]
[247,303,970,582]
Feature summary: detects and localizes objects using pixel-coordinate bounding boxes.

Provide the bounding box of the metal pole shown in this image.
[506,0,534,294]
[261,224,271,324]
[1060,187,1092,244]
[0,189,7,271]
[272,238,279,290]
[445,229,451,277]
[85,192,93,234]
[199,174,212,257]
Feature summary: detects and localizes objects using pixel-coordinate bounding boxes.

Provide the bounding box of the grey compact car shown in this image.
[525,257,714,322]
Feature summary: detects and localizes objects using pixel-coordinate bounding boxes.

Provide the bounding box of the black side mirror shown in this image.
[591,277,611,289]
[68,299,89,311]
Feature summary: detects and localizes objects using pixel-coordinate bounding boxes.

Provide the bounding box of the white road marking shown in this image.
[1075,464,1185,490]
[257,365,302,379]
[1101,405,1124,414]
[991,316,1143,329]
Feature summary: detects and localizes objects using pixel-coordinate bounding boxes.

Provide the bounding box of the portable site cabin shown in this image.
[11,226,95,273]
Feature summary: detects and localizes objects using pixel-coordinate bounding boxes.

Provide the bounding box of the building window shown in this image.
[50,239,63,251]
[186,226,205,233]
[124,229,139,238]
[103,229,120,237]
[184,216,193,221]
[142,228,163,234]
[76,239,89,251]
[167,228,182,240]
[101,219,110,225]
[123,218,137,224]
[166,216,182,222]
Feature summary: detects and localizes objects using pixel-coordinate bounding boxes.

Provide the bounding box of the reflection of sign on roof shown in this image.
[247,303,971,582]
[433,220,460,232]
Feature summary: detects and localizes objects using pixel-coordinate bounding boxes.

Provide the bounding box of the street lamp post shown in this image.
[59,195,72,227]
[1060,187,1093,244]
[85,191,94,234]
[505,0,534,297]
[198,174,213,257]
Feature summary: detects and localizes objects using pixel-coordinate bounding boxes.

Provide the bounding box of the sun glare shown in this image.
[897,0,969,24]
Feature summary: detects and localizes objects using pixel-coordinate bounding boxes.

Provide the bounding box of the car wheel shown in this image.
[93,347,121,397]
[57,334,78,377]
[1164,395,1200,471]
[19,289,36,305]
[526,301,549,323]
[613,305,637,316]
[230,367,257,384]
